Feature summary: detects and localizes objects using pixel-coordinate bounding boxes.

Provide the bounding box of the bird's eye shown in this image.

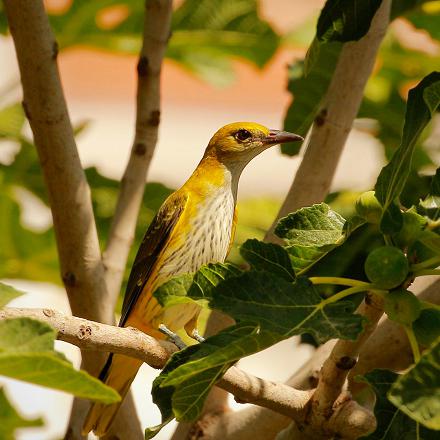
[235,129,252,142]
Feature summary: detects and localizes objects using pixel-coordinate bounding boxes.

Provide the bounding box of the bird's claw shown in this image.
[191,329,205,343]
[158,324,186,350]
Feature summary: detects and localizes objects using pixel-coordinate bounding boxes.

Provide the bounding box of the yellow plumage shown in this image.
[82,122,302,436]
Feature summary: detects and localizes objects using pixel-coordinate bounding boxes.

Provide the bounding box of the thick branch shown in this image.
[307,294,384,428]
[0,307,316,422]
[0,307,177,368]
[3,2,142,438]
[102,0,173,305]
[0,307,377,438]
[265,0,392,243]
[3,0,111,327]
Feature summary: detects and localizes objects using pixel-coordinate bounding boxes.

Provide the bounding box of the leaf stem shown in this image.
[309,277,370,288]
[413,269,440,277]
[404,325,421,363]
[322,285,370,305]
[384,234,393,246]
[420,300,440,312]
[411,256,440,272]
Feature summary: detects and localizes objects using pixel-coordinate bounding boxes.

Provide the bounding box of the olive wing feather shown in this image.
[119,192,188,327]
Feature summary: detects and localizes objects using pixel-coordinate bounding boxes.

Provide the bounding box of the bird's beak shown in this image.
[263,129,303,145]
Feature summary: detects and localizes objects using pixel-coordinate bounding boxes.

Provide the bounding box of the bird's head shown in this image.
[204,122,303,167]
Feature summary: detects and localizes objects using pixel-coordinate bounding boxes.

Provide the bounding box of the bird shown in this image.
[82,122,302,436]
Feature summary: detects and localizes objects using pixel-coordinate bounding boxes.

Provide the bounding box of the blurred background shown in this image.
[0,0,439,438]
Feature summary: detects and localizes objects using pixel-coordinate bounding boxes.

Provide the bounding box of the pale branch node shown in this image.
[0,307,376,438]
[265,0,392,244]
[3,1,143,438]
[102,0,173,307]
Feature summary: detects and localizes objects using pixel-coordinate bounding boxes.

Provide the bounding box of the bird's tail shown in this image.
[82,353,142,437]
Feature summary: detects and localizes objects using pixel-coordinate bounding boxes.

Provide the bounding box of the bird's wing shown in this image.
[119,192,189,327]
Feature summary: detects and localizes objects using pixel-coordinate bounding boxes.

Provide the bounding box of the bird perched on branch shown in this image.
[82,122,302,436]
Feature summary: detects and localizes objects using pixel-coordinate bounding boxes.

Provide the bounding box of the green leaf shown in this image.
[375,72,440,233]
[150,273,364,433]
[0,283,24,308]
[169,0,279,83]
[388,338,440,430]
[359,369,437,439]
[210,273,364,343]
[154,263,241,308]
[380,202,404,235]
[406,4,440,40]
[275,203,353,274]
[240,239,295,281]
[275,203,346,247]
[0,318,55,352]
[282,42,341,155]
[0,103,25,138]
[416,230,440,255]
[47,0,279,87]
[413,309,440,347]
[303,0,382,74]
[148,325,257,436]
[316,0,382,43]
[0,388,43,440]
[414,168,440,223]
[0,318,120,404]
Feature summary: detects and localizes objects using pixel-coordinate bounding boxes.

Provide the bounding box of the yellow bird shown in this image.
[82,122,302,436]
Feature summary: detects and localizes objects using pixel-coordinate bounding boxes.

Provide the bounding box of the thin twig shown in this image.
[265,0,392,243]
[102,0,173,306]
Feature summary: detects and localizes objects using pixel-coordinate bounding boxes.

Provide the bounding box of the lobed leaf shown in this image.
[316,0,382,43]
[375,72,440,234]
[275,203,356,274]
[154,262,241,309]
[413,309,440,348]
[282,42,341,155]
[0,283,24,308]
[0,388,43,440]
[240,239,295,281]
[210,273,364,343]
[358,369,438,439]
[149,272,364,435]
[275,203,346,247]
[388,337,440,430]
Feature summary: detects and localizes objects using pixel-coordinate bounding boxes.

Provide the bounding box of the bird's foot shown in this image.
[191,329,205,343]
[158,324,186,350]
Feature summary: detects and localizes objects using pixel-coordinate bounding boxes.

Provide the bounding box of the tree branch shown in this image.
[0,307,315,421]
[307,294,384,428]
[0,306,377,439]
[2,1,142,438]
[265,0,392,243]
[102,0,173,306]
